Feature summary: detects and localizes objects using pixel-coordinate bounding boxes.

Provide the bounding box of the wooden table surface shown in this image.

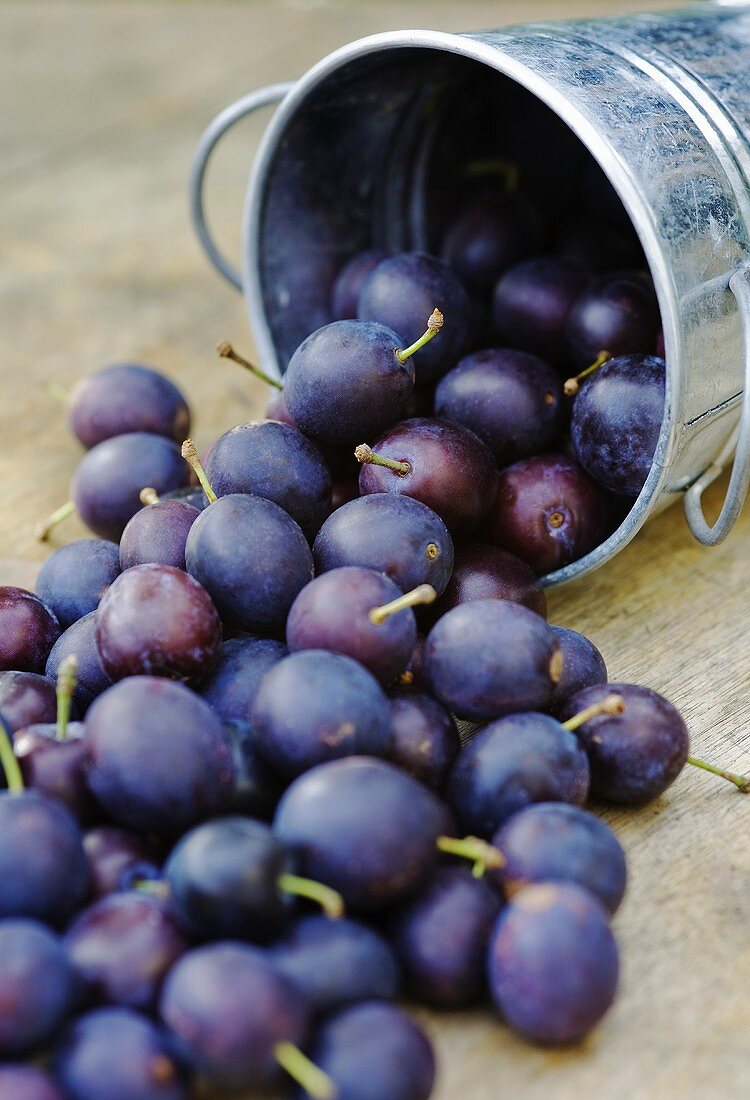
[1,3,748,1098]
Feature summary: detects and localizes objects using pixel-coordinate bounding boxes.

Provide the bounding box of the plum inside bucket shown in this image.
[250,43,669,584]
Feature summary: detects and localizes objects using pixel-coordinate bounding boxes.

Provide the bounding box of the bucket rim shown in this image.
[241,26,683,587]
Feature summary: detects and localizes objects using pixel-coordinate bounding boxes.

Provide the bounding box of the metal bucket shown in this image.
[190,0,750,585]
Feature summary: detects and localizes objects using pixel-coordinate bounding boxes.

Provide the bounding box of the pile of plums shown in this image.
[1,185,746,1099]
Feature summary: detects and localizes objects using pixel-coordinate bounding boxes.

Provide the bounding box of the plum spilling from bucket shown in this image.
[8,134,750,1100]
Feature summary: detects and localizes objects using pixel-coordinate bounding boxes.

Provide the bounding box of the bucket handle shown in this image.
[189,83,294,290]
[684,261,750,545]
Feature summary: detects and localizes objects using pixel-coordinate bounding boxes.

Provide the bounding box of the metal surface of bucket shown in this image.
[191,0,750,585]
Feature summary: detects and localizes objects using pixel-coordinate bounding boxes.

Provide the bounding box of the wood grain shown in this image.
[1,4,748,1099]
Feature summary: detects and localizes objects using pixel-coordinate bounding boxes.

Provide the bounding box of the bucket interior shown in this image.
[254,44,666,581]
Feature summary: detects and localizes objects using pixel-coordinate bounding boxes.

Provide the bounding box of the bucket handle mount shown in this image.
[189,83,294,291]
[684,262,750,545]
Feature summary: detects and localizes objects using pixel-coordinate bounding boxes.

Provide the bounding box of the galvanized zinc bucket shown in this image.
[190,0,750,585]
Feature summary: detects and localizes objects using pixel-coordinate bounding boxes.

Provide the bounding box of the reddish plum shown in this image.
[331,250,387,320]
[286,567,425,685]
[0,588,60,673]
[486,453,610,574]
[427,543,547,626]
[119,500,199,571]
[357,417,497,535]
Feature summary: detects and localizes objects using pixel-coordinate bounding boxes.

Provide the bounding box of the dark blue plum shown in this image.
[222,721,285,819]
[424,599,561,722]
[163,816,302,942]
[198,635,288,724]
[119,501,199,571]
[492,256,590,368]
[274,757,454,912]
[0,588,60,673]
[446,713,590,837]
[0,1066,64,1100]
[399,634,428,689]
[441,192,543,295]
[0,671,56,735]
[486,453,610,575]
[313,494,454,597]
[159,486,206,510]
[0,791,89,924]
[284,320,414,446]
[426,543,547,627]
[557,217,643,274]
[36,540,121,629]
[83,677,235,836]
[385,686,460,790]
[561,682,689,803]
[70,432,190,542]
[185,494,313,635]
[357,417,497,535]
[487,882,619,1044]
[0,920,76,1056]
[286,567,418,686]
[204,421,332,538]
[549,626,608,713]
[68,363,190,449]
[46,614,112,713]
[159,943,308,1090]
[252,650,392,778]
[358,251,470,383]
[331,250,388,320]
[390,867,501,1008]
[570,354,666,496]
[83,826,162,900]
[566,271,660,367]
[434,348,564,464]
[302,1001,436,1100]
[490,803,627,913]
[55,1008,190,1100]
[65,893,187,1012]
[95,564,221,683]
[270,915,400,1013]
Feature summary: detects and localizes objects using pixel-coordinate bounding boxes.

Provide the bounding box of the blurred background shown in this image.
[0,0,680,567]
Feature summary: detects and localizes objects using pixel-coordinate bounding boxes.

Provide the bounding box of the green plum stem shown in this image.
[564,349,612,397]
[274,1042,337,1100]
[217,340,283,391]
[354,445,410,476]
[277,873,345,919]
[687,755,750,792]
[395,308,444,363]
[56,654,78,741]
[36,500,75,542]
[369,584,437,625]
[139,487,160,505]
[436,835,505,877]
[47,382,70,405]
[563,694,625,732]
[180,439,217,503]
[0,719,24,794]
[134,879,171,899]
